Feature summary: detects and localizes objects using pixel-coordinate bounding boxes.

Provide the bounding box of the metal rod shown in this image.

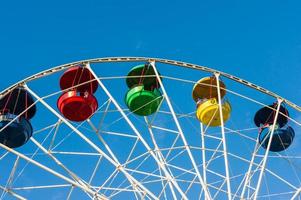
[86,63,187,200]
[150,61,212,200]
[253,99,283,199]
[0,143,107,199]
[1,57,300,113]
[24,84,158,200]
[215,73,232,200]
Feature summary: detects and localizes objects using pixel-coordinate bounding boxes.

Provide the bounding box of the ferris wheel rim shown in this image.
[0,56,300,112]
[0,57,300,199]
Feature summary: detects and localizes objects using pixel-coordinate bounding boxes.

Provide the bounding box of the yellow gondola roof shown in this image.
[192,76,226,102]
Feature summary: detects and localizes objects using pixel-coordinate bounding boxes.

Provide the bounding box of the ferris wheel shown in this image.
[0,57,300,200]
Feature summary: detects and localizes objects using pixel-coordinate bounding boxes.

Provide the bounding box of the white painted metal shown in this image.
[87,63,189,200]
[215,73,232,200]
[253,99,282,199]
[24,85,158,200]
[0,57,299,199]
[150,61,212,200]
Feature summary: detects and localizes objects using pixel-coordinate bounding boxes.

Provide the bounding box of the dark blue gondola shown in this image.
[259,125,295,152]
[0,114,33,148]
[0,88,36,148]
[254,103,294,152]
[254,104,289,128]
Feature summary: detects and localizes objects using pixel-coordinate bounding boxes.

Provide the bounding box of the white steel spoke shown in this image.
[66,186,75,200]
[30,137,98,196]
[158,181,169,199]
[150,61,212,200]
[200,123,206,191]
[145,117,180,199]
[48,119,62,151]
[164,134,181,161]
[183,174,198,198]
[0,143,107,200]
[12,184,71,190]
[228,152,297,190]
[89,156,103,185]
[86,118,146,198]
[87,63,189,200]
[0,156,20,199]
[240,141,260,199]
[253,99,282,199]
[97,99,111,132]
[0,185,26,200]
[291,188,301,200]
[157,161,168,200]
[0,152,9,160]
[25,84,158,200]
[215,73,232,200]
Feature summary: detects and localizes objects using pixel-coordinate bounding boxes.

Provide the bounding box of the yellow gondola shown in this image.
[192,76,231,126]
[196,98,231,127]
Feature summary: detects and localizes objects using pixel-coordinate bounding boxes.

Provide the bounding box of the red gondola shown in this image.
[57,66,98,122]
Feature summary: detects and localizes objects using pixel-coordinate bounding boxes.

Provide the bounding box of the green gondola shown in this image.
[125,64,163,116]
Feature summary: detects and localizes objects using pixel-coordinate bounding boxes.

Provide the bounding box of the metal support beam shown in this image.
[214,73,232,200]
[24,84,158,200]
[200,123,207,193]
[253,99,283,199]
[86,63,187,200]
[150,61,212,200]
[0,143,107,200]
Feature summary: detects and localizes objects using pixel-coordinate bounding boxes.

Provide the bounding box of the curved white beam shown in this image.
[0,57,299,112]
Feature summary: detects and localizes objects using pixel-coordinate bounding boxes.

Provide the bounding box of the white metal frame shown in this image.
[0,57,299,199]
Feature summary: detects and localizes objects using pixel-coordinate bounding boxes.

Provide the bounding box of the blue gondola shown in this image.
[259,124,295,152]
[0,88,36,148]
[254,103,294,152]
[0,114,33,148]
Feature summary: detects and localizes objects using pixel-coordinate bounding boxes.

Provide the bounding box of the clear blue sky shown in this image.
[1,0,301,199]
[1,0,301,102]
